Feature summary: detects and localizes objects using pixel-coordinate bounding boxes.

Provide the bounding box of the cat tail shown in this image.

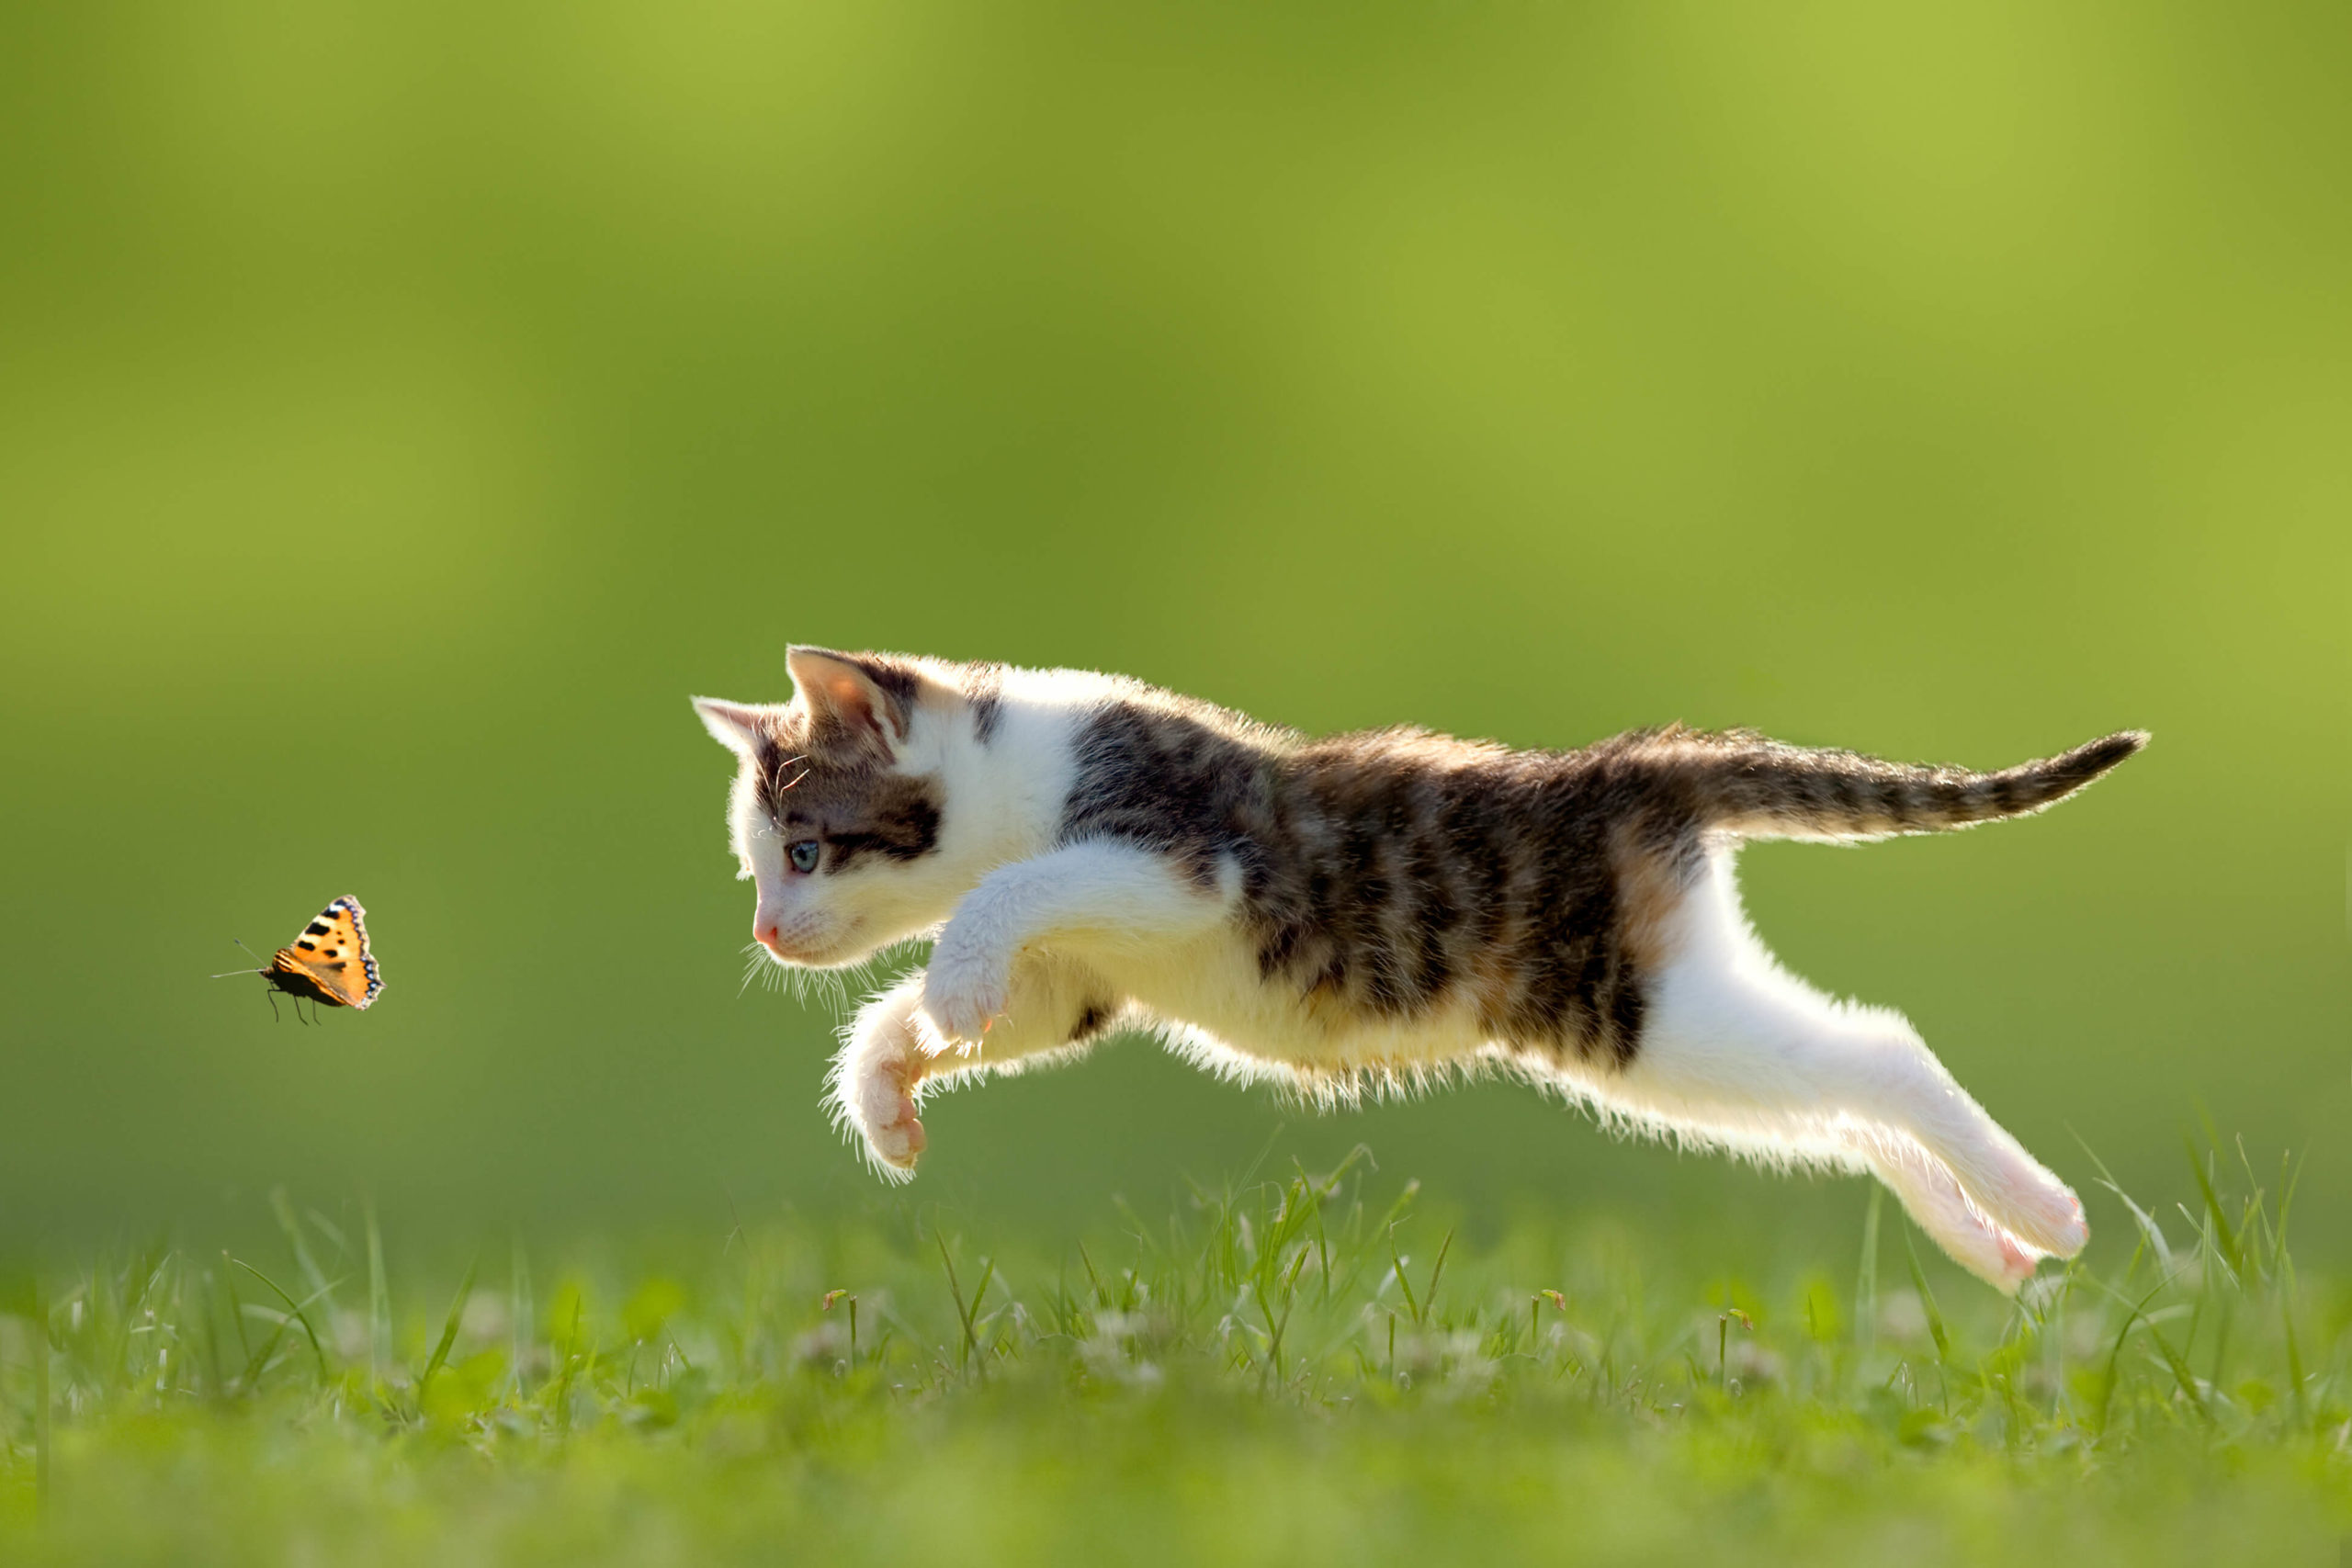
[1682,728,2147,842]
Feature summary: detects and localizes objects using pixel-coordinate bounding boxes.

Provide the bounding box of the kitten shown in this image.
[695,648,2143,1292]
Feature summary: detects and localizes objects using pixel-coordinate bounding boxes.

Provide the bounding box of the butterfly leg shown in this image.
[266,990,280,1024]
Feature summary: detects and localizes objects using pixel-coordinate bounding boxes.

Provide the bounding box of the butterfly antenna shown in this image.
[212,936,267,979]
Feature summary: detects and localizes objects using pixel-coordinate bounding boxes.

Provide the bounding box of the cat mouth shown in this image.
[758,932,831,964]
[758,918,864,966]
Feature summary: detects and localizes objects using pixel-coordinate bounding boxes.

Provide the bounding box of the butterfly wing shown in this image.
[269,895,384,1010]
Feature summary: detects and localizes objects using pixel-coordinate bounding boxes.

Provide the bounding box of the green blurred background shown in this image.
[2,1,2345,1270]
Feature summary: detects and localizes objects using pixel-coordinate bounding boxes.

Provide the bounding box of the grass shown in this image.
[3,1142,2348,1566]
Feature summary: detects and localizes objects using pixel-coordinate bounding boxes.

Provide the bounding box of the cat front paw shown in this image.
[864,1081,928,1173]
[920,958,1010,1047]
[831,987,935,1182]
[848,1051,927,1179]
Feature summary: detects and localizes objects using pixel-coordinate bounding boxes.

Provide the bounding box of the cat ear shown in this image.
[691,697,771,756]
[786,647,916,750]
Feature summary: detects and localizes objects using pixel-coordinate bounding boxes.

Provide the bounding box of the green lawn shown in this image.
[5,1146,2346,1566]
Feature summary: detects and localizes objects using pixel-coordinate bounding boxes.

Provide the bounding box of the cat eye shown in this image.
[787,840,821,874]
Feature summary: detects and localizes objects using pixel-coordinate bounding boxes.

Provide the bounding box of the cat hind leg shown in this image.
[1600,996,2076,1290]
[1592,870,2086,1291]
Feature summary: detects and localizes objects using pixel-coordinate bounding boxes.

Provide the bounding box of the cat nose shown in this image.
[754,918,785,955]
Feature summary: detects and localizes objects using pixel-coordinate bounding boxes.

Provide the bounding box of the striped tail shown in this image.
[1689,728,2147,841]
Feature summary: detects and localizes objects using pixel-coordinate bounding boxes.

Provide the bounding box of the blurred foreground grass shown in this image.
[4,1144,2349,1567]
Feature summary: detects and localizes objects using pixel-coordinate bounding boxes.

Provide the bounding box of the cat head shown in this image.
[694,648,984,968]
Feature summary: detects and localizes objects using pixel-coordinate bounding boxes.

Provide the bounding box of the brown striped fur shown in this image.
[699,652,2142,1291]
[711,654,2139,1074]
[1057,694,2143,1071]
[1653,726,2149,841]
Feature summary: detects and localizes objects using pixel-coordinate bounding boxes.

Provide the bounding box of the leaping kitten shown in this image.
[695,648,2143,1292]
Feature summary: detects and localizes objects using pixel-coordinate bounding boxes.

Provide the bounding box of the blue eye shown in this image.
[788,840,820,874]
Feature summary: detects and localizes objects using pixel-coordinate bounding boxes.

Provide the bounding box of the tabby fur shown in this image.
[694,648,2143,1292]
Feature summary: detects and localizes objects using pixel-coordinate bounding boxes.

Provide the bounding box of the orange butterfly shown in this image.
[216,895,385,1022]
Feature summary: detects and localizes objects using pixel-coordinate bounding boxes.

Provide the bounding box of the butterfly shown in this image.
[216,895,385,1022]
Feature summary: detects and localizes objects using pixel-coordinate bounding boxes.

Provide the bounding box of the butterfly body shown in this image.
[232,896,384,1014]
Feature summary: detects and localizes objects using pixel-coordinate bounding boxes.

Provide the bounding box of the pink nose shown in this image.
[755,920,785,955]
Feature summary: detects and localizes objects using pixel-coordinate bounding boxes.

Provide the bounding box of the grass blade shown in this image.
[269,1188,335,1310]
[1387,1230,1422,1326]
[365,1200,390,1388]
[2083,1268,2190,1438]
[1855,1185,1883,1357]
[2276,1150,2309,1429]
[2182,1134,2241,1275]
[230,1258,330,1382]
[2146,1320,2216,1428]
[1900,1227,1951,1363]
[1422,1229,1454,1326]
[32,1266,51,1510]
[510,1239,535,1401]
[935,1228,983,1381]
[2075,1134,2174,1277]
[418,1256,481,1400]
